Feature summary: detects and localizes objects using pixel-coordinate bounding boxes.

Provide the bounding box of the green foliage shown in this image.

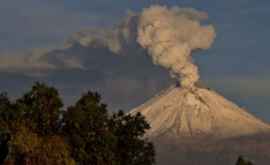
[16,82,63,135]
[63,91,116,165]
[0,83,155,165]
[63,91,155,165]
[9,122,75,165]
[0,93,21,129]
[110,111,155,165]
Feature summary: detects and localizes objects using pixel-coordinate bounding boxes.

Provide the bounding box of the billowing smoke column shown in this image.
[67,5,216,89]
[137,6,216,88]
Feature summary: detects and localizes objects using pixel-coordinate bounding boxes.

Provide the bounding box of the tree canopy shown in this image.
[0,82,155,165]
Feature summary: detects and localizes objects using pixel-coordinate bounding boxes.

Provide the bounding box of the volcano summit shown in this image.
[131,85,270,140]
[130,85,270,165]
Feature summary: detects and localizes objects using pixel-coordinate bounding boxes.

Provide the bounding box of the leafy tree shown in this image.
[110,111,155,165]
[63,91,116,165]
[0,93,21,129]
[0,129,10,164]
[0,83,74,165]
[63,91,155,165]
[8,121,75,165]
[0,83,155,165]
[16,82,63,135]
[0,93,12,123]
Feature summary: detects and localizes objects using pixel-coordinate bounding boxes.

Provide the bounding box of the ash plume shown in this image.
[66,5,216,88]
[137,6,216,88]
[0,48,85,77]
[65,11,139,54]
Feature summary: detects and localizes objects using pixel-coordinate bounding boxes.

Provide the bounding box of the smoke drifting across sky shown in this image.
[0,5,215,88]
[0,48,84,77]
[67,5,216,88]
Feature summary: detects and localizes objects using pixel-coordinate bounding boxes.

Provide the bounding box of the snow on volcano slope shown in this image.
[130,86,270,140]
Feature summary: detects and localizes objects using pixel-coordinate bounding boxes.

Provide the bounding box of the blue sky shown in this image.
[0,0,270,121]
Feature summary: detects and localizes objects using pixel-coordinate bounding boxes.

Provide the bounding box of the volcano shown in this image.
[130,85,270,165]
[131,85,270,140]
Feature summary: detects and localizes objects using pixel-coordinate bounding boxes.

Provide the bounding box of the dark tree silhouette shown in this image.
[110,111,155,165]
[63,91,155,165]
[0,93,20,129]
[0,83,155,165]
[16,82,63,135]
[63,91,114,165]
[0,130,10,165]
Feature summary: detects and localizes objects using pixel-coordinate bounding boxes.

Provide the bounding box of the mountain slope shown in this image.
[130,85,270,140]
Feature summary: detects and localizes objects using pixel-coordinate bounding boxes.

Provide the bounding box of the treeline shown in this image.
[0,82,155,165]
